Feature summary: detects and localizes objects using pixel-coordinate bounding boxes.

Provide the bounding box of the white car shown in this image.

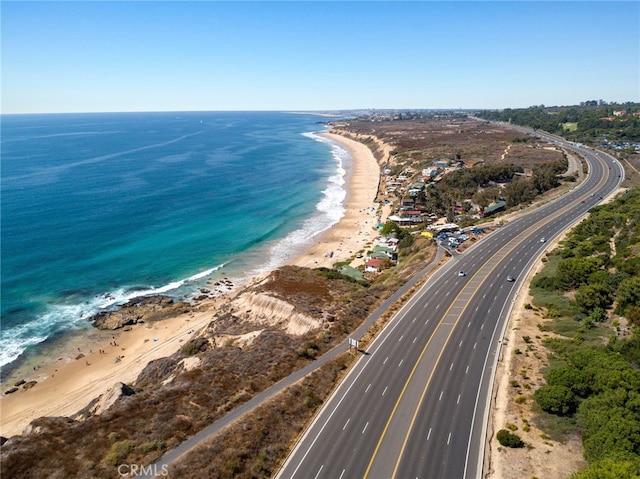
[540,237,546,243]
[458,270,466,277]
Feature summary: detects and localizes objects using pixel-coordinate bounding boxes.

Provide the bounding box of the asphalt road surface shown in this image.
[276,134,623,479]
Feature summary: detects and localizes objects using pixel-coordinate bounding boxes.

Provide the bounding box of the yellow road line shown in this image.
[363,161,610,477]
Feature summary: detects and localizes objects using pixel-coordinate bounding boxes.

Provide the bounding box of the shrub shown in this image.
[181,338,209,356]
[532,274,557,291]
[105,440,135,466]
[496,429,524,448]
[140,440,166,453]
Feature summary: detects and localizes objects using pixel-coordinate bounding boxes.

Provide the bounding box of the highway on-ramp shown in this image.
[276,135,623,479]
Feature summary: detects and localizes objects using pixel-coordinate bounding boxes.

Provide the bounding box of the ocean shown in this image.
[0,111,349,372]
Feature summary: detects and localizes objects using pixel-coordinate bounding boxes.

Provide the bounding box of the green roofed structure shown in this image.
[481,200,506,217]
[339,265,365,282]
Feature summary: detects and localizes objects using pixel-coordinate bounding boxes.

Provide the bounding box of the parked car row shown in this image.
[436,230,470,248]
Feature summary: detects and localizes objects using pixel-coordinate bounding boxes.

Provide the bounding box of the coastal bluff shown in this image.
[88,295,191,330]
[0,264,388,477]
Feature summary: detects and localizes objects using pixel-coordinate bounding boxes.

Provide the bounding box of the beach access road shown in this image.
[148,131,622,479]
[141,248,446,477]
[274,136,622,479]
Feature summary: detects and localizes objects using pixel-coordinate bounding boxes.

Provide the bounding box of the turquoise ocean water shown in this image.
[0,111,349,370]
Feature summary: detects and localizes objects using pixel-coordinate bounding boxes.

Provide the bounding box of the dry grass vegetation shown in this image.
[2,115,609,479]
[169,353,351,479]
[0,246,437,479]
[334,117,565,171]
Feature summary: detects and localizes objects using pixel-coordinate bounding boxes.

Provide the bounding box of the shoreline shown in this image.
[288,131,383,269]
[0,130,384,438]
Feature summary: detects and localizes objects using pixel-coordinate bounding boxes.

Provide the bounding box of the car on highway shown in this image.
[540,237,546,243]
[507,275,515,282]
[458,270,466,277]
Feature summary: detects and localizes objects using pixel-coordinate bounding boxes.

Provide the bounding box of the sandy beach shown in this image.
[0,130,384,438]
[289,132,384,269]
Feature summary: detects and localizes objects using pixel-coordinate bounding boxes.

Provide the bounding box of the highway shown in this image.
[276,133,623,479]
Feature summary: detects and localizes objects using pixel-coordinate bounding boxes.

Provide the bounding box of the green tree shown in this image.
[380,221,409,241]
[576,387,640,462]
[503,177,538,207]
[626,305,640,327]
[547,366,592,397]
[589,270,614,287]
[575,284,613,313]
[534,384,578,415]
[570,458,640,479]
[472,187,501,209]
[582,415,640,463]
[589,307,608,323]
[556,257,603,290]
[618,277,640,312]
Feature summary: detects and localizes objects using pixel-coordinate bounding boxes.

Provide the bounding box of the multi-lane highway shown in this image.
[276,133,623,479]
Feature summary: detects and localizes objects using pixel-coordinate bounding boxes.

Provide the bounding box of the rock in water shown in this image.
[88,295,190,330]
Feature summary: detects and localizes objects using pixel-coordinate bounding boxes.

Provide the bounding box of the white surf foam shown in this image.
[244,131,350,276]
[0,263,227,369]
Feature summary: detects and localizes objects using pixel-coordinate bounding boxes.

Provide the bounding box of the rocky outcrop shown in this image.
[22,381,37,391]
[178,356,201,373]
[23,417,74,437]
[90,382,135,416]
[3,379,37,395]
[70,382,136,421]
[136,357,178,386]
[89,295,191,330]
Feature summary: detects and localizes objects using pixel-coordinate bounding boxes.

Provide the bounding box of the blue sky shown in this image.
[2,1,639,113]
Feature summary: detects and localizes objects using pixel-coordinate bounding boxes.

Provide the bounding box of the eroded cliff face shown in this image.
[202,266,342,342]
[223,292,321,336]
[1,265,382,479]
